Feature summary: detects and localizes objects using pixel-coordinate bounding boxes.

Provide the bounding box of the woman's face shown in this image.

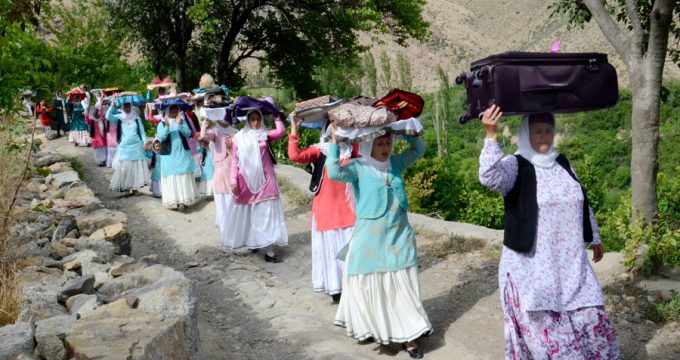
[371,136,393,162]
[169,105,179,118]
[123,103,132,113]
[529,122,555,154]
[248,112,262,130]
[153,142,160,151]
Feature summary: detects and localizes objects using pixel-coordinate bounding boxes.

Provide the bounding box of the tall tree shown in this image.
[106,0,193,90]
[188,0,429,96]
[551,0,679,224]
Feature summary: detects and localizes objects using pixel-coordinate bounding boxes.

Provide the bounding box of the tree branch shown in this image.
[582,0,633,64]
[644,0,675,80]
[624,0,644,52]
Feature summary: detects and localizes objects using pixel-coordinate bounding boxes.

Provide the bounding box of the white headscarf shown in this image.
[214,122,237,138]
[313,121,352,159]
[516,115,558,168]
[233,109,268,193]
[358,132,393,173]
[117,102,139,124]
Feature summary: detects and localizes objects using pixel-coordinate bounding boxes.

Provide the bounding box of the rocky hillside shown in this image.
[363,0,680,93]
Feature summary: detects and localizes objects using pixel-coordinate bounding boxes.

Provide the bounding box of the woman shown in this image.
[287,115,355,303]
[327,128,431,359]
[199,118,238,243]
[87,97,108,166]
[225,109,288,262]
[104,98,118,168]
[68,94,92,146]
[478,105,620,359]
[52,93,68,138]
[35,98,53,139]
[106,98,149,193]
[156,103,200,210]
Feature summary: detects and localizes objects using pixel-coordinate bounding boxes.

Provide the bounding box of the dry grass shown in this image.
[0,119,34,326]
[277,176,312,209]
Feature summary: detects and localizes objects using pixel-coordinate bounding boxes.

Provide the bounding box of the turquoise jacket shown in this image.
[326,136,425,219]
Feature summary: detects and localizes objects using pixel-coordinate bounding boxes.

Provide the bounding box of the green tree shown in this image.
[362,52,378,97]
[550,0,679,225]
[379,51,393,95]
[395,52,412,91]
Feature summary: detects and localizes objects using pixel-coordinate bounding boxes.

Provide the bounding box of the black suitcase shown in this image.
[455,52,619,124]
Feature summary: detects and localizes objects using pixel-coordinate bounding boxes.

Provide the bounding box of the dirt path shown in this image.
[40,135,673,359]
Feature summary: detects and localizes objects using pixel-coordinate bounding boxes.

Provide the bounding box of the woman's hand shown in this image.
[481,104,502,140]
[231,184,240,195]
[592,244,604,263]
[175,114,183,125]
[225,136,233,149]
[289,112,304,135]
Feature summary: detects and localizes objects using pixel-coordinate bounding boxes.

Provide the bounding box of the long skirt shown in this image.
[220,198,288,250]
[192,154,202,178]
[109,160,149,192]
[150,180,161,198]
[93,147,107,164]
[106,146,117,168]
[43,126,52,139]
[214,193,233,242]
[335,245,433,345]
[311,217,352,295]
[199,179,214,197]
[69,130,91,146]
[503,276,620,359]
[160,173,200,208]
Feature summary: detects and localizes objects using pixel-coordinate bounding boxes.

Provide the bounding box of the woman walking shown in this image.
[224,109,288,262]
[34,98,53,139]
[478,106,620,359]
[327,128,431,359]
[67,92,92,147]
[156,103,200,210]
[87,97,109,166]
[106,96,149,193]
[288,116,355,302]
[104,97,118,168]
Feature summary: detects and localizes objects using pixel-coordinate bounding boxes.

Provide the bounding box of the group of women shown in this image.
[46,76,620,358]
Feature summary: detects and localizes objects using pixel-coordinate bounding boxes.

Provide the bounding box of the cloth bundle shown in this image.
[373,89,424,120]
[294,95,344,127]
[328,104,397,128]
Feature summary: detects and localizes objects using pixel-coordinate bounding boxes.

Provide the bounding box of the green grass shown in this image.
[646,292,680,323]
[67,157,85,180]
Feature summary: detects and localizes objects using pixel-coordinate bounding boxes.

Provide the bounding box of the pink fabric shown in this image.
[229,118,286,205]
[86,113,107,148]
[288,134,355,231]
[106,122,118,147]
[184,111,199,155]
[203,127,233,194]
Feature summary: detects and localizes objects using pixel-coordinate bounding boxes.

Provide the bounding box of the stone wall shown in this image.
[0,152,198,360]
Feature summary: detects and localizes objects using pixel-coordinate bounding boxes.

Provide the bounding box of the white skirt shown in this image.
[334,262,433,344]
[150,180,162,197]
[220,198,288,250]
[311,217,352,295]
[160,173,201,208]
[192,154,202,178]
[69,130,91,146]
[109,160,149,192]
[214,193,233,243]
[94,147,107,164]
[106,146,117,168]
[198,179,214,197]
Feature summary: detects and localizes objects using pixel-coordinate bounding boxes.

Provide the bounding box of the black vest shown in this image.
[159,122,192,155]
[309,153,327,194]
[503,154,593,253]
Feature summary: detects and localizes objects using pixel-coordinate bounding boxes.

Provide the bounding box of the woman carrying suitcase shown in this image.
[478,105,620,359]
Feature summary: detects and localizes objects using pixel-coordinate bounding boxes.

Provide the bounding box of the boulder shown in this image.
[65,294,100,316]
[45,241,74,261]
[47,162,72,174]
[58,275,95,303]
[33,153,65,167]
[97,265,176,298]
[64,187,100,207]
[75,209,127,236]
[34,315,75,360]
[89,223,131,256]
[52,219,77,242]
[0,322,34,358]
[110,255,157,278]
[93,270,112,290]
[62,237,115,264]
[17,284,67,323]
[64,300,191,360]
[61,249,105,274]
[45,171,80,189]
[25,179,48,194]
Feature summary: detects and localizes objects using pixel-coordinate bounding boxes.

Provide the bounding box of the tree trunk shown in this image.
[629,75,662,225]
[175,54,186,92]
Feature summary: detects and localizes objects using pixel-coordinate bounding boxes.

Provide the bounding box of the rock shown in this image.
[65,300,192,360]
[89,223,131,256]
[34,315,75,360]
[75,209,127,236]
[645,321,680,359]
[52,219,77,242]
[46,241,75,260]
[93,271,112,290]
[33,153,65,167]
[110,255,157,278]
[58,275,95,303]
[45,171,80,189]
[17,284,67,323]
[634,244,650,273]
[639,278,680,301]
[25,179,48,194]
[103,294,139,309]
[47,162,72,174]
[64,187,100,206]
[61,249,104,272]
[97,264,177,298]
[64,228,79,239]
[0,322,34,358]
[66,294,100,316]
[62,237,115,263]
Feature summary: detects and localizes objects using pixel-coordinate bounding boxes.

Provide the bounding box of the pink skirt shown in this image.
[503,276,620,359]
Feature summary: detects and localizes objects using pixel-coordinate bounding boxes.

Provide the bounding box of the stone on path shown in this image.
[58,275,95,302]
[75,208,127,236]
[17,284,67,323]
[34,315,75,360]
[64,186,100,206]
[89,223,131,256]
[52,218,77,242]
[0,322,35,359]
[33,153,65,167]
[45,171,80,189]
